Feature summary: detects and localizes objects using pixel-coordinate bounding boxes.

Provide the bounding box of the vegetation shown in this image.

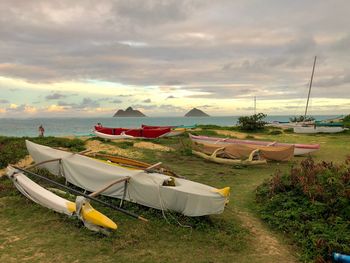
[1,131,350,262]
[289,115,315,123]
[237,113,267,131]
[256,158,350,262]
[0,136,85,169]
[344,114,350,128]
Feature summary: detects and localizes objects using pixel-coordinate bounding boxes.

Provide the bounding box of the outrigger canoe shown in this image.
[94,126,171,139]
[26,140,230,217]
[7,166,117,233]
[293,126,346,134]
[189,134,320,156]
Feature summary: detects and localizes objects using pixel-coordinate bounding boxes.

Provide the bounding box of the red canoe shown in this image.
[94,126,171,139]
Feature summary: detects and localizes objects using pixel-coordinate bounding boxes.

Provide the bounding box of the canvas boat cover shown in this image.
[26,140,229,216]
[192,141,294,161]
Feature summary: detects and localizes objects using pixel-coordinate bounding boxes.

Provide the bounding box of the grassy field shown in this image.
[0,129,349,263]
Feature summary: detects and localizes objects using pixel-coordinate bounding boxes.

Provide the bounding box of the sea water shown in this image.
[0,115,339,137]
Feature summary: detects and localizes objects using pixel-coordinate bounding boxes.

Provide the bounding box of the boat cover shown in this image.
[26,140,228,216]
[192,141,294,161]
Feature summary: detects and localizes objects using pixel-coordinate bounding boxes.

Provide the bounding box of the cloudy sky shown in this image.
[0,0,349,117]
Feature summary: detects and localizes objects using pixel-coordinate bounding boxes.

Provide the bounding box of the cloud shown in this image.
[57,98,100,109]
[0,1,349,115]
[45,93,67,100]
[0,99,9,103]
[142,98,151,103]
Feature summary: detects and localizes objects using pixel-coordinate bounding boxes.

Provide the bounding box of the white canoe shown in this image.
[189,134,320,156]
[93,130,136,140]
[26,140,229,217]
[293,126,346,134]
[6,166,117,231]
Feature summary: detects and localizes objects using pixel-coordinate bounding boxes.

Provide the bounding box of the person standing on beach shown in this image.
[38,125,45,137]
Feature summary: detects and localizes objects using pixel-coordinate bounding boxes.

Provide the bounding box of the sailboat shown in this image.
[293,56,346,134]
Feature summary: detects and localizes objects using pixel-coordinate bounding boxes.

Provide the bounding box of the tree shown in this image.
[238,113,267,131]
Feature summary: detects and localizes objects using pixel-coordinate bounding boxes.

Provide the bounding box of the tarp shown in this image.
[192,141,294,161]
[26,140,228,216]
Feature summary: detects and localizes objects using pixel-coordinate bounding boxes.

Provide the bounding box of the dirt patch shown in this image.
[235,210,297,262]
[85,140,143,158]
[134,141,173,152]
[215,130,264,139]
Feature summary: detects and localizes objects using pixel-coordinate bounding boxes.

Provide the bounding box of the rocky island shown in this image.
[184,108,209,117]
[113,107,146,117]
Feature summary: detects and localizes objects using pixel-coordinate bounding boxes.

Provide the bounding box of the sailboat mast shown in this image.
[304,56,317,118]
[254,96,256,115]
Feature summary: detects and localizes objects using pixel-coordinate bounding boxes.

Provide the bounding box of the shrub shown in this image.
[256,158,350,262]
[268,130,282,135]
[289,115,315,122]
[284,128,294,133]
[237,113,267,131]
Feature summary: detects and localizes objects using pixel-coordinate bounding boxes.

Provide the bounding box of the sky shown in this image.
[0,0,349,117]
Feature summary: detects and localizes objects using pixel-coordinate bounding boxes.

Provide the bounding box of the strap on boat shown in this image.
[120,180,129,208]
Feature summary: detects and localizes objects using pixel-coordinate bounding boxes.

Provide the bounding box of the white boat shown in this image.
[293,126,345,134]
[6,166,117,232]
[189,134,320,156]
[26,140,230,217]
[93,130,135,140]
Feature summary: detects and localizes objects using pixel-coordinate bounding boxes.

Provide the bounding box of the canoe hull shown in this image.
[293,126,345,134]
[189,134,320,156]
[26,140,228,216]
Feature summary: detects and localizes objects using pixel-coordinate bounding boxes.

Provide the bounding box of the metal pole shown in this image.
[304,56,317,119]
[254,96,256,115]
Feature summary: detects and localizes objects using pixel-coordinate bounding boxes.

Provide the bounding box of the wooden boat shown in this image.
[6,166,117,232]
[88,153,181,178]
[293,126,345,134]
[189,134,320,156]
[94,126,171,139]
[26,140,230,217]
[192,141,294,162]
[141,124,186,137]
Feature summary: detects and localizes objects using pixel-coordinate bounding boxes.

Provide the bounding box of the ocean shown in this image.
[0,115,339,137]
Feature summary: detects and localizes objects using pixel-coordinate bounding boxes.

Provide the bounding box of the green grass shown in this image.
[1,131,349,262]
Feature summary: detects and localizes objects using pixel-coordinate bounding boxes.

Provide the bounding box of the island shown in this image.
[184,108,210,117]
[113,107,146,117]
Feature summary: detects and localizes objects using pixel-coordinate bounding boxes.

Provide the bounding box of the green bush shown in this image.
[289,115,315,122]
[237,113,267,131]
[256,158,350,262]
[0,137,85,169]
[284,128,294,133]
[268,130,282,135]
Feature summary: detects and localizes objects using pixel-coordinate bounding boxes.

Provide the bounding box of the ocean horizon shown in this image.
[0,115,341,137]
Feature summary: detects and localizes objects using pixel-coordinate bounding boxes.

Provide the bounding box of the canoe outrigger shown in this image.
[7,166,117,233]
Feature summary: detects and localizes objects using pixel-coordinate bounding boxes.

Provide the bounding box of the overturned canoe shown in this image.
[26,140,229,217]
[88,153,181,178]
[94,126,171,139]
[189,134,319,156]
[192,141,294,162]
[7,166,117,232]
[293,126,345,134]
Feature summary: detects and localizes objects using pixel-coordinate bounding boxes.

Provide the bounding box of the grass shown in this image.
[1,130,350,262]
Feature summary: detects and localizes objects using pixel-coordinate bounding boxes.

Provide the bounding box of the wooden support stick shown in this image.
[144,162,162,171]
[89,177,130,197]
[25,158,61,170]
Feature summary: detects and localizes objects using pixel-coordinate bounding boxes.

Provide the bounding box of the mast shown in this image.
[304,56,317,119]
[254,96,256,115]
